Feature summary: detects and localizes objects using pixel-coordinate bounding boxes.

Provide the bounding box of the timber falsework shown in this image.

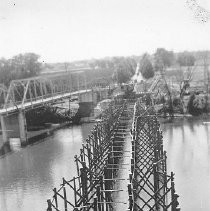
[47,99,180,211]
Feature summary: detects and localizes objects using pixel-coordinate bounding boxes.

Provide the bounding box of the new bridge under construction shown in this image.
[46,98,180,211]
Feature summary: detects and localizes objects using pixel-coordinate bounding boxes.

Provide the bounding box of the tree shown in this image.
[10,53,41,78]
[112,57,137,84]
[0,58,13,86]
[139,54,154,79]
[112,63,131,84]
[175,52,196,113]
[0,53,41,86]
[154,48,174,71]
[154,48,174,116]
[177,52,195,66]
[124,57,136,75]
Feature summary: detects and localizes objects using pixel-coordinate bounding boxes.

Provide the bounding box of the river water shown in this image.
[0,117,210,211]
[0,123,94,211]
[161,116,210,211]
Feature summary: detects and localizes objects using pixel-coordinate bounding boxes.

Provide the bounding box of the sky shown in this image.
[0,0,210,62]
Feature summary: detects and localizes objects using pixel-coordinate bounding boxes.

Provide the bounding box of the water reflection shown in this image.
[161,116,210,211]
[0,123,94,211]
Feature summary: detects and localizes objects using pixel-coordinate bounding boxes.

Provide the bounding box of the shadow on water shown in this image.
[161,115,210,211]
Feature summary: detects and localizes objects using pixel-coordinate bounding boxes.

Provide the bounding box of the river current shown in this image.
[0,117,210,211]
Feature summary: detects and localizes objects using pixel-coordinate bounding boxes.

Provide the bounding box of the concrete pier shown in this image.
[75,90,97,122]
[0,111,27,146]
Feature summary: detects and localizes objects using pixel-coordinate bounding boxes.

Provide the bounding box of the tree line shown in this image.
[0,49,203,87]
[86,48,197,84]
[139,48,196,80]
[0,53,41,86]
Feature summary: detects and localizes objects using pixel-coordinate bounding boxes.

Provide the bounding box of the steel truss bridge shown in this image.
[46,99,180,211]
[0,71,108,115]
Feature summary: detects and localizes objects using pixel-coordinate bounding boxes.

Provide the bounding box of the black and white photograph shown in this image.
[0,0,210,210]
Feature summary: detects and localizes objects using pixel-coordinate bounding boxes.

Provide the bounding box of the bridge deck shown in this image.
[112,103,134,210]
[0,89,91,115]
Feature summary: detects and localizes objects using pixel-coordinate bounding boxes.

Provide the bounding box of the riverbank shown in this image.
[158,112,210,124]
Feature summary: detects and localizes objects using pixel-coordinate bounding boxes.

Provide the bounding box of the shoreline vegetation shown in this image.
[153,92,210,118]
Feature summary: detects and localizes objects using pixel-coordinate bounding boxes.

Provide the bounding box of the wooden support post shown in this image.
[128,183,132,195]
[131,158,134,174]
[73,177,77,208]
[80,148,84,162]
[62,178,68,211]
[47,199,52,211]
[63,187,67,211]
[163,151,168,203]
[87,143,93,182]
[104,167,108,186]
[132,151,135,160]
[98,127,102,145]
[80,167,87,205]
[94,197,98,211]
[164,151,167,172]
[131,140,134,152]
[153,163,159,210]
[99,175,104,211]
[171,172,175,211]
[82,144,86,162]
[53,188,58,208]
[129,173,132,183]
[75,155,80,176]
[92,135,97,173]
[94,128,98,147]
[163,170,167,206]
[97,185,101,211]
[174,193,180,211]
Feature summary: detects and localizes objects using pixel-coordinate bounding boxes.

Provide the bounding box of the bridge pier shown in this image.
[0,111,27,147]
[95,88,109,102]
[75,91,97,122]
[0,115,8,143]
[18,111,27,144]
